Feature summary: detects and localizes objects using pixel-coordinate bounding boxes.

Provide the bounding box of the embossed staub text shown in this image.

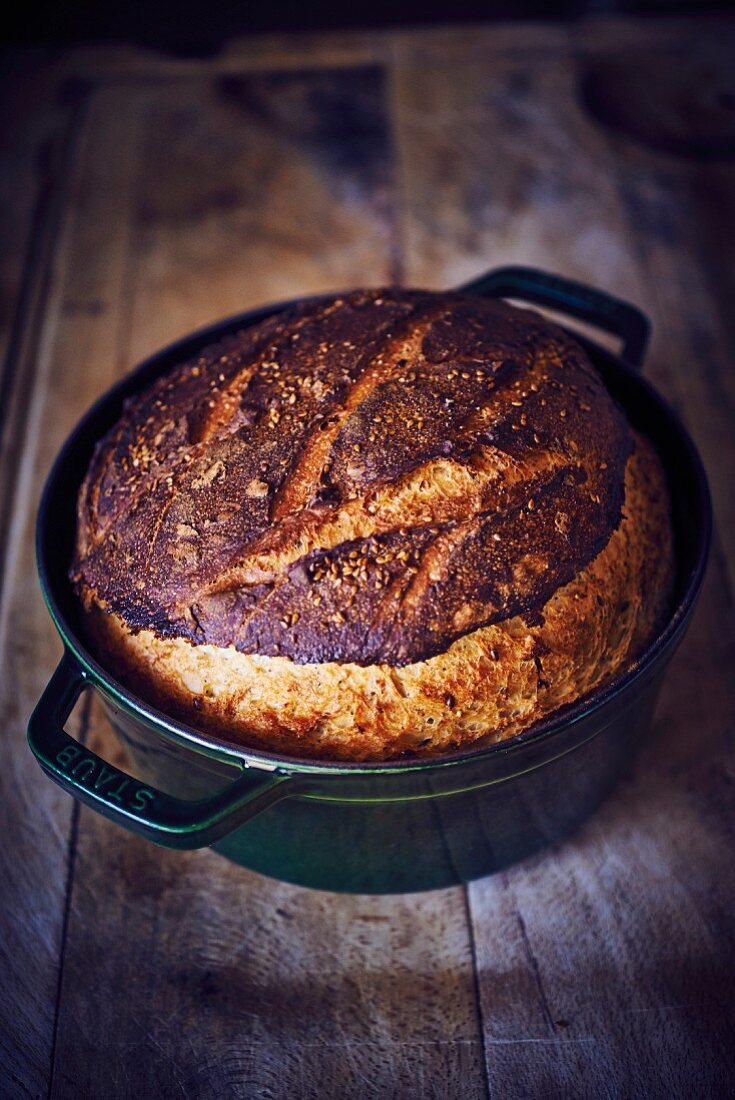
[56,743,156,813]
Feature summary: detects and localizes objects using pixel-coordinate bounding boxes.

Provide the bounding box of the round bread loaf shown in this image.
[72,289,675,760]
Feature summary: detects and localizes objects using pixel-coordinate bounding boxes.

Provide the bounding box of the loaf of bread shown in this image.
[72,289,674,760]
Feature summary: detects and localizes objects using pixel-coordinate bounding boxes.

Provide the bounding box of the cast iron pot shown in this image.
[28,267,711,894]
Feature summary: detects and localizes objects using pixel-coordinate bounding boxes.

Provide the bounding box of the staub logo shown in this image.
[56,743,156,813]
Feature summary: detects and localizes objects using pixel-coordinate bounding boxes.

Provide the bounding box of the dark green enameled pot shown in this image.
[28,267,711,893]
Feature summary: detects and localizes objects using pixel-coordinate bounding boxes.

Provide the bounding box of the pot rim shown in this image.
[36,293,713,779]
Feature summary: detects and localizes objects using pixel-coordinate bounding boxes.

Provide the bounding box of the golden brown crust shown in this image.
[73,288,675,761]
[72,289,634,667]
[81,433,674,762]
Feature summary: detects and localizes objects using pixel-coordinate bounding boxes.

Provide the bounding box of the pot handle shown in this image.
[459,265,650,370]
[28,651,294,850]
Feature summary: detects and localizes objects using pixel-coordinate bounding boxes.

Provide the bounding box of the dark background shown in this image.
[4,0,734,54]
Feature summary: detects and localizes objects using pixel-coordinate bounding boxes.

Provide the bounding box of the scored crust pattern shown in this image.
[72,289,635,669]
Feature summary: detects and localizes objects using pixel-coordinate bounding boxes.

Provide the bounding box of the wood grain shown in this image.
[0,58,80,612]
[52,780,486,1099]
[1,17,734,1100]
[394,20,735,1098]
[469,556,735,1099]
[0,79,144,1098]
[121,65,402,366]
[392,22,648,299]
[32,63,486,1100]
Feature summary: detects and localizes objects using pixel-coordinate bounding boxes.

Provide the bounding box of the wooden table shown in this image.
[2,16,734,1098]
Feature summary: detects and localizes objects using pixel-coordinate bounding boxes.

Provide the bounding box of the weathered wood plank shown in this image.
[0,85,145,1098]
[605,150,735,594]
[53,790,486,1099]
[63,28,384,80]
[394,19,735,1097]
[0,57,78,612]
[391,23,648,299]
[121,65,402,367]
[468,552,735,1100]
[575,17,735,593]
[0,52,65,368]
[46,65,487,1099]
